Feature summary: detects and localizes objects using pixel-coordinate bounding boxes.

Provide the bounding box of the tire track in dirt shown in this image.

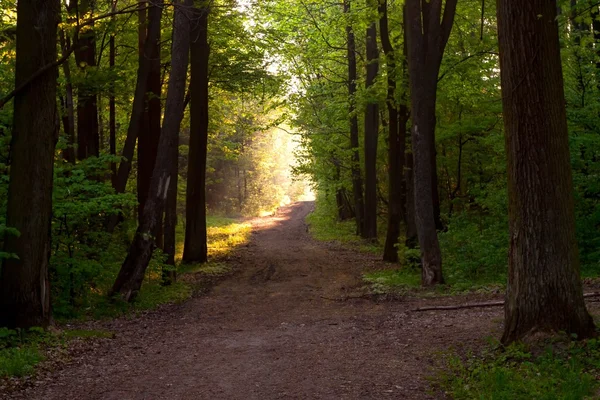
[7,202,504,400]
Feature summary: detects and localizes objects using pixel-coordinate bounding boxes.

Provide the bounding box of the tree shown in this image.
[137,0,163,245]
[107,0,163,232]
[363,0,379,240]
[405,0,457,285]
[111,0,192,301]
[344,0,365,236]
[182,2,210,264]
[380,0,409,262]
[497,0,596,343]
[69,0,100,160]
[0,0,60,328]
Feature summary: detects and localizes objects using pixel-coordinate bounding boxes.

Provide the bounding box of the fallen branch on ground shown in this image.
[411,292,600,312]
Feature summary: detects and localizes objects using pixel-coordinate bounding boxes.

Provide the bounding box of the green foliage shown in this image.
[50,156,136,319]
[439,215,508,289]
[0,327,53,378]
[440,339,600,399]
[306,194,382,254]
[364,268,421,295]
[0,347,43,378]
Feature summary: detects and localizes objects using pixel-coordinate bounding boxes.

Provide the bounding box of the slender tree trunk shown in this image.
[592,7,600,81]
[380,0,406,262]
[0,0,59,328]
[404,152,418,248]
[59,30,76,163]
[163,152,179,283]
[72,0,100,160]
[111,0,191,301]
[183,4,210,264]
[405,0,457,285]
[109,0,117,183]
[363,0,379,240]
[344,0,365,236]
[497,0,595,344]
[137,1,163,248]
[107,0,163,232]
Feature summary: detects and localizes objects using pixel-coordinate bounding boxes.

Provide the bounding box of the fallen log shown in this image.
[411,292,600,312]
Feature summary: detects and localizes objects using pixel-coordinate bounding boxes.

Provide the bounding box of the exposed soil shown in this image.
[4,202,506,400]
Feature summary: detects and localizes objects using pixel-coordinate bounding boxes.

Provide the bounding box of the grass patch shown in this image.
[439,339,600,399]
[364,268,422,294]
[305,199,383,254]
[0,347,43,378]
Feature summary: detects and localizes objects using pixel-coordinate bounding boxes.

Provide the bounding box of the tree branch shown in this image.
[411,292,600,312]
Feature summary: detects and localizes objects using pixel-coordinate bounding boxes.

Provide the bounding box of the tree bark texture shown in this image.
[0,0,60,328]
[182,4,210,264]
[404,152,418,248]
[111,0,191,301]
[71,0,100,160]
[109,0,118,183]
[497,0,595,343]
[363,0,380,240]
[405,0,457,285]
[59,30,76,163]
[380,0,408,262]
[344,0,365,237]
[137,2,163,243]
[107,0,163,232]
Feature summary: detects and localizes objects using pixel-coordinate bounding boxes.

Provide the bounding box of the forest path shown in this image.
[11,202,503,400]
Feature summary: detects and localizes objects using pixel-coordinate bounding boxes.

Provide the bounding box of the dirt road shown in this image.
[9,202,503,399]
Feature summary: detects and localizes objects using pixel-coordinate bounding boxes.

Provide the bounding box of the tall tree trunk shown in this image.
[182,4,210,264]
[72,0,100,160]
[111,0,191,301]
[59,30,76,163]
[107,0,163,232]
[137,1,163,248]
[344,0,365,236]
[405,0,457,285]
[498,0,595,344]
[0,0,59,328]
[109,0,117,183]
[380,0,406,262]
[363,0,379,240]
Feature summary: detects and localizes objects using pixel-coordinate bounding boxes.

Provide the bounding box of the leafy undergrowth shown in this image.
[1,216,251,380]
[305,200,383,255]
[0,328,112,379]
[306,198,506,296]
[76,216,251,321]
[439,338,600,399]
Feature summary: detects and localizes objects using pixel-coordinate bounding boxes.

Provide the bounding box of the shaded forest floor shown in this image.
[5,202,513,399]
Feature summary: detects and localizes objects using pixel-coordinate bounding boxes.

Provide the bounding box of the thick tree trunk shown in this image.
[344,0,365,237]
[363,0,379,240]
[0,0,59,328]
[182,5,210,264]
[405,0,457,285]
[111,0,191,301]
[380,0,407,262]
[72,0,100,160]
[137,2,163,247]
[107,0,163,232]
[497,0,596,344]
